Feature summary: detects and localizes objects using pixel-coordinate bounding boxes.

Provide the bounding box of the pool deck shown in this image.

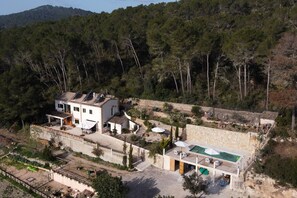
[166,148,239,175]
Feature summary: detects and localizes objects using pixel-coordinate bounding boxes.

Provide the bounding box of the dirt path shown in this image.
[66,154,129,177]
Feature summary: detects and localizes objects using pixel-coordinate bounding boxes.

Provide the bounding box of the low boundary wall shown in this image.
[51,170,94,193]
[0,168,49,198]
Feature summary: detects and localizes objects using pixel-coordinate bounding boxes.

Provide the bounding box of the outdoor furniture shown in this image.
[199,167,209,175]
[181,152,188,158]
[205,158,210,163]
[173,150,180,155]
[214,160,221,166]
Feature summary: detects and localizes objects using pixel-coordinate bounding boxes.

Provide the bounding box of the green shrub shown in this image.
[130,134,140,142]
[263,155,297,187]
[122,128,130,134]
[163,103,173,113]
[139,138,147,147]
[191,105,203,117]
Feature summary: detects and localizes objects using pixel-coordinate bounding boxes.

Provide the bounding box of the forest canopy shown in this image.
[0,0,297,125]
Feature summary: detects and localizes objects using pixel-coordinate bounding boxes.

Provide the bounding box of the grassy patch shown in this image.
[0,157,27,170]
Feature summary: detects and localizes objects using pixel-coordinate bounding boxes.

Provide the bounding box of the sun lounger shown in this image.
[214,160,221,166]
[181,152,188,158]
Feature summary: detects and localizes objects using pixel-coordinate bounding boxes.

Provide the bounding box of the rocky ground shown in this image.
[243,171,297,198]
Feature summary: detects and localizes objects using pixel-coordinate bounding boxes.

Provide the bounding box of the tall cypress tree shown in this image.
[128,143,133,169]
[175,125,179,140]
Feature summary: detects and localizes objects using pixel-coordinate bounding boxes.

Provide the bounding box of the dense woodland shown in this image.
[0,0,297,126]
[0,5,93,29]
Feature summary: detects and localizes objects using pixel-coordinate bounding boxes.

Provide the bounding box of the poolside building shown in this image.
[163,124,264,189]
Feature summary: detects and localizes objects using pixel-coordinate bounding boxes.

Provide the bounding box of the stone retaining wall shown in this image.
[30,125,125,165]
[30,125,163,168]
[186,124,259,153]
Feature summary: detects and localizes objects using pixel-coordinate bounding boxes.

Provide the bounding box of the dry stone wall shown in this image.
[186,124,259,153]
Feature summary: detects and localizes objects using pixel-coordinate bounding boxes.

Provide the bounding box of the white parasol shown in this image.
[174,141,189,148]
[205,148,220,155]
[152,127,165,133]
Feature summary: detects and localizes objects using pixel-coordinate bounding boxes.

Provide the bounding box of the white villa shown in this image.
[46,91,120,133]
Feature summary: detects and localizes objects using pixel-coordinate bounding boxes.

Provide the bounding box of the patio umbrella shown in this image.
[205,148,220,155]
[174,141,188,148]
[175,141,189,152]
[152,127,165,133]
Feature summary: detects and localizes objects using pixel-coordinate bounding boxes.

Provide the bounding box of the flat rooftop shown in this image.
[166,142,252,176]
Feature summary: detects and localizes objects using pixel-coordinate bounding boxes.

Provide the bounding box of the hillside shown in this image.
[0,5,94,29]
[0,0,296,124]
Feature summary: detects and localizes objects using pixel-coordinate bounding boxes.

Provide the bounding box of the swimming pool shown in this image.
[190,145,241,163]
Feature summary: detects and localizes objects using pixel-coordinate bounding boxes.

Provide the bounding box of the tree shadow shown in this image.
[204,177,226,196]
[125,176,160,198]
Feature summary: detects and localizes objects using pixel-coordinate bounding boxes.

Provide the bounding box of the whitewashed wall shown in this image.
[51,171,94,192]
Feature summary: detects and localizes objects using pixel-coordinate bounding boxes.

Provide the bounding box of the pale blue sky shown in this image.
[0,0,176,15]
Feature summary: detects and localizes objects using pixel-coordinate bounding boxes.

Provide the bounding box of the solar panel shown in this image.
[73,92,82,100]
[84,91,93,101]
[95,94,105,103]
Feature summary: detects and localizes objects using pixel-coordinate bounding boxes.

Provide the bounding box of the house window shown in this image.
[75,119,79,124]
[74,107,79,112]
[83,108,86,113]
[89,110,93,114]
[111,107,114,116]
[57,104,63,109]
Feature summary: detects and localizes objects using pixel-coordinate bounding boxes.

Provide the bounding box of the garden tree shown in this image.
[122,138,127,167]
[92,146,104,158]
[92,170,127,198]
[160,138,170,150]
[163,103,173,113]
[183,172,206,198]
[169,126,173,148]
[175,126,179,140]
[128,143,133,169]
[41,146,55,161]
[191,105,203,117]
[148,142,162,163]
